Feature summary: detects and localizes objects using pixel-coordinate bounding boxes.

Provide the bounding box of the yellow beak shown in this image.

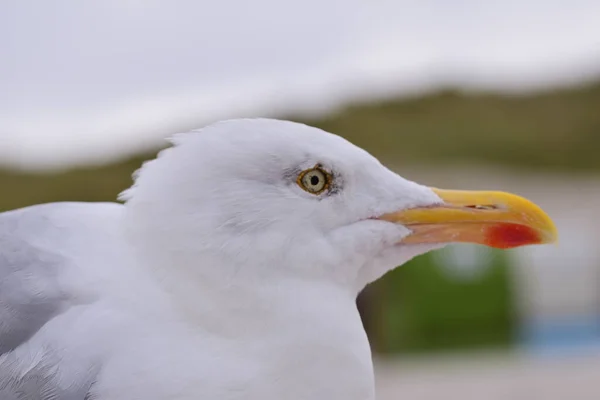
[379,188,558,249]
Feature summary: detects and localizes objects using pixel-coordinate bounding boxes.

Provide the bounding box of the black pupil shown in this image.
[310,175,320,186]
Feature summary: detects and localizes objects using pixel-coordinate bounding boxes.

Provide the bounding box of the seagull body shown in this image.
[0,119,556,399]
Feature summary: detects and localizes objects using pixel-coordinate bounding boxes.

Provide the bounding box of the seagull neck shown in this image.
[149,256,359,338]
[149,261,376,399]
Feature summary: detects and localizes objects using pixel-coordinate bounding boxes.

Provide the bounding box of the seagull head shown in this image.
[122,118,557,295]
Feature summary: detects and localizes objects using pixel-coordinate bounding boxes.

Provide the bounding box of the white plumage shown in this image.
[0,118,555,399]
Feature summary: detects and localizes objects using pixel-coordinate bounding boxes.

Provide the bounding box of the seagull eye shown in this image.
[297,167,330,195]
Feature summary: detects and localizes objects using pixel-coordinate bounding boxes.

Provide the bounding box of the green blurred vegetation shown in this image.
[2,81,599,211]
[309,81,600,171]
[364,248,516,355]
[0,155,149,211]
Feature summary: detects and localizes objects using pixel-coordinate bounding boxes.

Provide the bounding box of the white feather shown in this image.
[0,118,443,399]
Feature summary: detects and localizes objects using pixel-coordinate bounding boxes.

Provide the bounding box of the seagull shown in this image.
[0,118,556,399]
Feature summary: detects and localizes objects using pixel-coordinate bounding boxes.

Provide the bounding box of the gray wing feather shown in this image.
[0,202,123,399]
[0,235,69,354]
[0,349,96,400]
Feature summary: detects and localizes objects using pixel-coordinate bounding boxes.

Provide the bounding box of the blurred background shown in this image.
[2,1,600,398]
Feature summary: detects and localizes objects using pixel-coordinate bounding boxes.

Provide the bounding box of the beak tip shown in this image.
[546,226,560,246]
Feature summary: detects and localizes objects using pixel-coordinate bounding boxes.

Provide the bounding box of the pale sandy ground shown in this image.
[374,350,600,400]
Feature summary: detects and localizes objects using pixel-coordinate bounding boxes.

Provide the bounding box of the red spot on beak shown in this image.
[485,223,542,249]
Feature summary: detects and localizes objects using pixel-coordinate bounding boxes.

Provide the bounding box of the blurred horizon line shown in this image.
[3,72,600,173]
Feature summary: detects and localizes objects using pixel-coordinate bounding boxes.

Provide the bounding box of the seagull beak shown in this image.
[379,188,558,249]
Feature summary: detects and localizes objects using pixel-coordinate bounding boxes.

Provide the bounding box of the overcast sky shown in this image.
[1,0,599,169]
